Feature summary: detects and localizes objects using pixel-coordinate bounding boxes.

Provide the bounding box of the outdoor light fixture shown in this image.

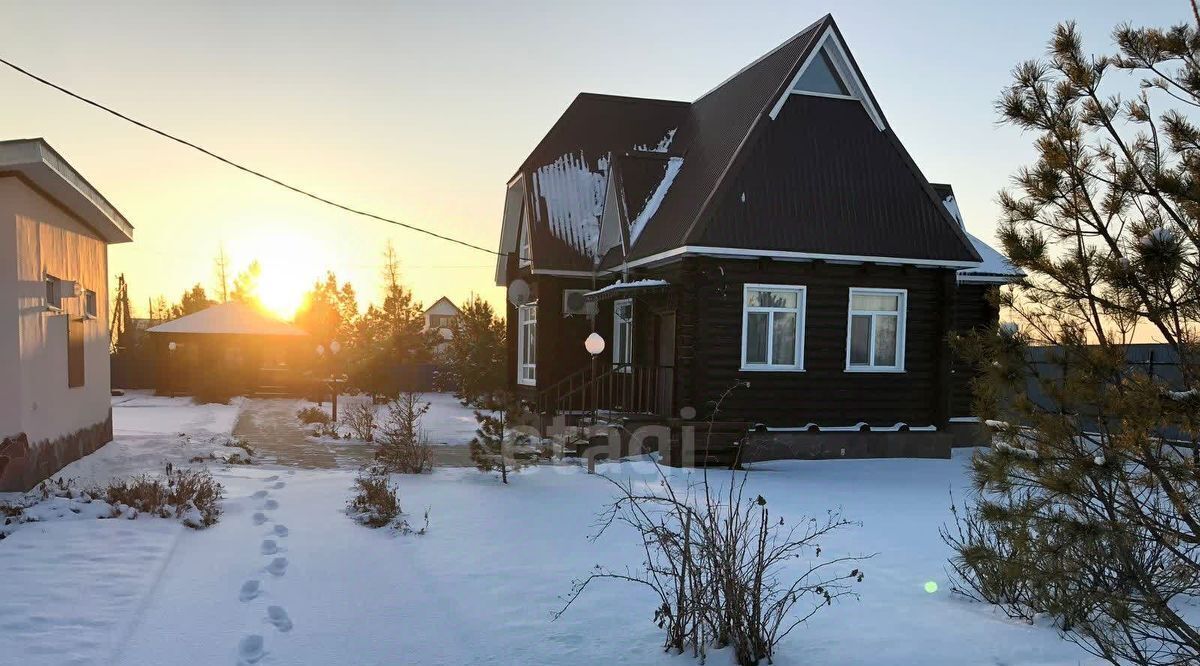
[585,332,605,356]
[168,341,177,352]
[315,344,325,356]
[329,340,341,355]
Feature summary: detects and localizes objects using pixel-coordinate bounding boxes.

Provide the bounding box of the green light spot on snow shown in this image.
[924,581,938,594]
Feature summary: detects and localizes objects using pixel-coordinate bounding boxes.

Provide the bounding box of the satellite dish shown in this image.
[507,279,531,307]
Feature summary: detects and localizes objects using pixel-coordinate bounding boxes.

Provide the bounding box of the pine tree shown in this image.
[169,283,214,320]
[375,392,434,473]
[947,16,1200,665]
[295,272,359,346]
[230,260,263,310]
[349,243,433,397]
[469,393,535,484]
[214,244,231,303]
[438,294,506,405]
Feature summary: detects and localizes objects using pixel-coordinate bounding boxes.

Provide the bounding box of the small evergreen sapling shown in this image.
[469,393,537,484]
[375,392,434,473]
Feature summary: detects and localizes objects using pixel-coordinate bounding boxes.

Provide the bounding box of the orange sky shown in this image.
[0,1,1181,322]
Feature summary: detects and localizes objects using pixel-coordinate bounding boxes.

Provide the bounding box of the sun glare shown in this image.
[243,232,323,321]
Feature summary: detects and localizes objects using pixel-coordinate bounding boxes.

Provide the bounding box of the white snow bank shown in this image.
[584,279,670,299]
[111,391,244,438]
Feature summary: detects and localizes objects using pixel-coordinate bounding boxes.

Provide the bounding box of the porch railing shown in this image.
[535,363,674,417]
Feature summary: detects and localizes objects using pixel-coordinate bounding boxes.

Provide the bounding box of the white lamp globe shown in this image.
[329,340,341,355]
[584,332,606,356]
[315,344,325,356]
[167,341,177,352]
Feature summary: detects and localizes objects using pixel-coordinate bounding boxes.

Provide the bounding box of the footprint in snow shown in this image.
[266,606,293,632]
[262,475,279,482]
[272,524,289,537]
[251,490,268,499]
[260,539,279,555]
[271,481,285,490]
[252,512,269,525]
[239,580,262,602]
[266,557,288,576]
[238,634,266,664]
[263,499,279,511]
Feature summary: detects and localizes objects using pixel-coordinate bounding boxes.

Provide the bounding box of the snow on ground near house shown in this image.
[304,392,485,445]
[2,442,1101,664]
[110,391,244,438]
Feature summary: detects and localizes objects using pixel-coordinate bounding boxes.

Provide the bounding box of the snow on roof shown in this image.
[634,128,677,153]
[959,233,1024,282]
[146,302,309,337]
[629,157,684,245]
[531,152,608,259]
[584,279,670,300]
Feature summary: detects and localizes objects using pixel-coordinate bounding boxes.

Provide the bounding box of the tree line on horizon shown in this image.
[110,241,506,404]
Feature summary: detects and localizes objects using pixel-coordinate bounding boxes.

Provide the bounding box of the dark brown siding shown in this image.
[507,273,599,399]
[671,257,956,427]
[950,283,1000,417]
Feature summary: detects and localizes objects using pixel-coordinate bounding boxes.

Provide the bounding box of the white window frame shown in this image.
[844,288,907,373]
[517,302,537,386]
[612,298,633,372]
[84,289,97,319]
[518,217,532,268]
[740,283,806,372]
[45,273,63,311]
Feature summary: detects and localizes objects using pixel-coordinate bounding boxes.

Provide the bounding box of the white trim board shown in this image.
[612,245,980,272]
[768,27,886,131]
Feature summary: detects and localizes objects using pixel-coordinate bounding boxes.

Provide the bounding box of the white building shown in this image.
[423,296,461,354]
[0,139,133,491]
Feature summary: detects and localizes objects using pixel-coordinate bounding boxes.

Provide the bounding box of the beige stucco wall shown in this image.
[0,176,111,444]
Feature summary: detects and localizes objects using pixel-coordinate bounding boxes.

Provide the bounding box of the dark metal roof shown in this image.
[503,14,981,273]
[513,94,687,272]
[691,95,980,263]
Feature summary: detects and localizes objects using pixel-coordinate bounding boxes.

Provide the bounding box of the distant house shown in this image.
[423,296,461,354]
[494,15,1022,460]
[0,139,134,491]
[146,302,310,397]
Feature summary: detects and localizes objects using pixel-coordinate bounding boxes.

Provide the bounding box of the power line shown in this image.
[0,55,507,259]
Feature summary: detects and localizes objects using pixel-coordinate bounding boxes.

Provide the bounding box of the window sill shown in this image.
[740,366,805,373]
[517,378,537,387]
[44,305,63,314]
[843,367,906,374]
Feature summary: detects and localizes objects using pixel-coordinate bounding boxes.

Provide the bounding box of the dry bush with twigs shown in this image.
[340,401,378,442]
[97,464,223,528]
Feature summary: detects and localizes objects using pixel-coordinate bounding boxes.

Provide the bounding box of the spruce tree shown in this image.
[469,393,535,484]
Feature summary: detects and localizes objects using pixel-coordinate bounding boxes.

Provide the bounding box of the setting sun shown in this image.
[244,232,326,320]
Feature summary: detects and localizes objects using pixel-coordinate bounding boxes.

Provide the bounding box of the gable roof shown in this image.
[423,296,462,315]
[931,183,1024,283]
[146,302,308,337]
[499,14,982,277]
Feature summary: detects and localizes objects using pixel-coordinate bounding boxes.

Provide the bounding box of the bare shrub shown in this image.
[340,401,378,442]
[556,461,868,665]
[296,406,331,425]
[347,466,401,528]
[375,392,434,474]
[97,464,223,528]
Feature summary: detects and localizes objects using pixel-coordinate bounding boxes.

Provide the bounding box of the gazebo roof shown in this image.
[146,302,309,337]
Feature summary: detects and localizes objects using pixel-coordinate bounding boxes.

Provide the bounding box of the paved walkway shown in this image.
[232,397,473,470]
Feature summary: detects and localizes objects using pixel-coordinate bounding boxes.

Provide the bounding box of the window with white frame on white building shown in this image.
[741,284,806,371]
[612,298,632,371]
[45,274,62,310]
[845,288,907,372]
[84,289,97,318]
[517,302,537,385]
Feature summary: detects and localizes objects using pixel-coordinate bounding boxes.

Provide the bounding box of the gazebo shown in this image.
[147,302,310,397]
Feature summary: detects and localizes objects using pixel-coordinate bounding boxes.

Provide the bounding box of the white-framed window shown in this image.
[740,284,806,371]
[612,298,632,371]
[517,302,537,386]
[45,274,62,311]
[84,289,97,318]
[845,288,907,372]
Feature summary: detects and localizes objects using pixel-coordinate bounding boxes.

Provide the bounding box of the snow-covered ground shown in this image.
[303,392,485,445]
[0,396,1102,665]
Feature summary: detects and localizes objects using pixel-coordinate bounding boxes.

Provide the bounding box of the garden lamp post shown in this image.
[317,342,342,421]
[585,332,605,420]
[167,341,177,398]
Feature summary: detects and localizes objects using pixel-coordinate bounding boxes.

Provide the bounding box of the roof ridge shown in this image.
[575,92,690,107]
[692,14,830,104]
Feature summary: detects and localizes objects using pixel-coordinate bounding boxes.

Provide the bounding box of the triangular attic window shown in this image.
[518,214,532,267]
[792,49,849,96]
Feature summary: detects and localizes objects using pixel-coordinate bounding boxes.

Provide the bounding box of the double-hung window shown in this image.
[741,284,806,371]
[612,299,632,372]
[517,302,537,386]
[845,288,907,372]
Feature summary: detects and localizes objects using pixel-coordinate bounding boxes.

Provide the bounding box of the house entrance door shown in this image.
[654,312,676,417]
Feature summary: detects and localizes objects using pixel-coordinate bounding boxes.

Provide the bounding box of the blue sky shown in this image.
[0,1,1188,315]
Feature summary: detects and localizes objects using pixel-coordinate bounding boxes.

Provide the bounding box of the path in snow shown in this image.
[234,397,474,470]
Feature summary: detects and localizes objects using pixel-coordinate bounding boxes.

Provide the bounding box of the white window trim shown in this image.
[44,273,63,312]
[612,298,633,372]
[517,302,537,386]
[83,289,98,319]
[740,283,806,372]
[844,287,907,373]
